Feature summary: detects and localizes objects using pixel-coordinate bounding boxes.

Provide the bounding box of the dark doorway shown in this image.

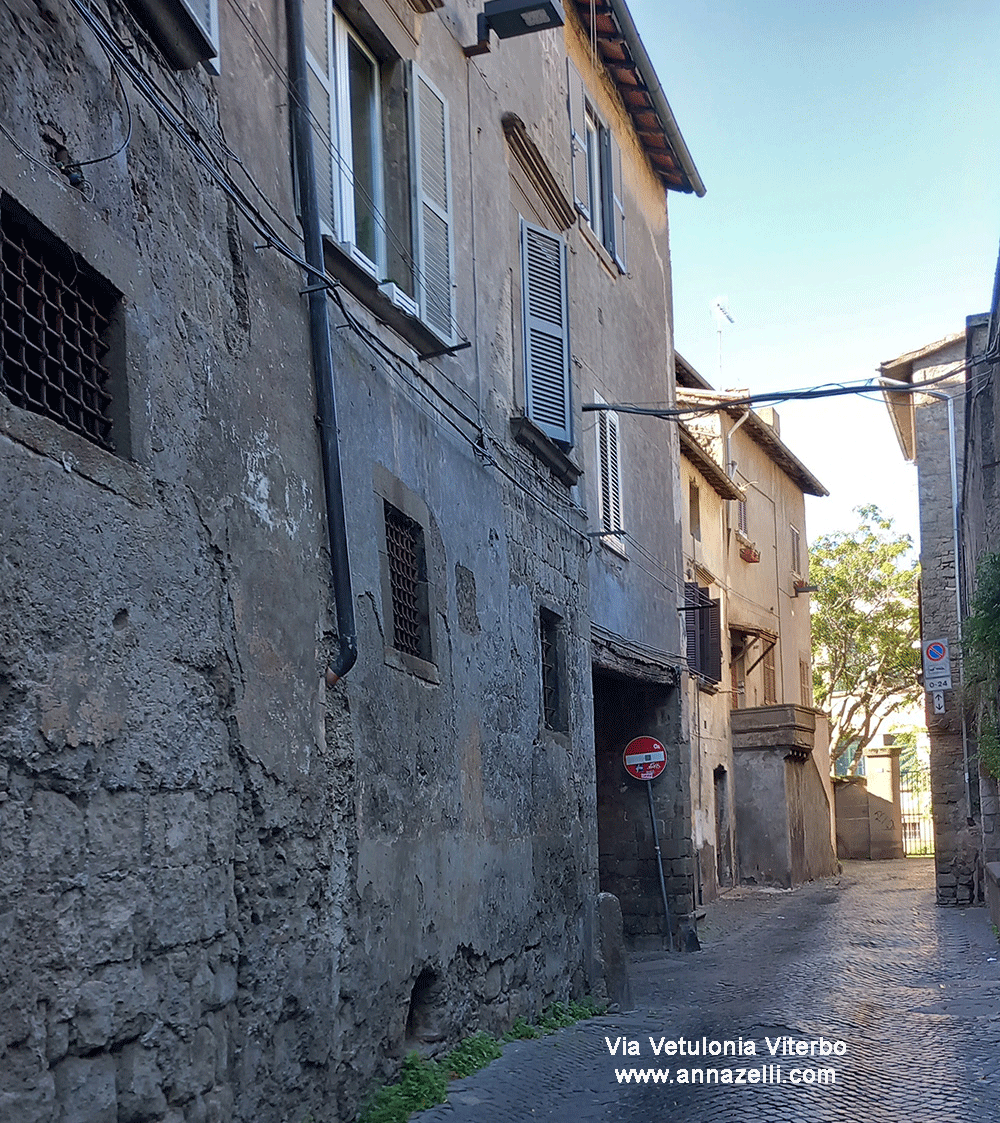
[593,668,682,938]
[714,765,732,888]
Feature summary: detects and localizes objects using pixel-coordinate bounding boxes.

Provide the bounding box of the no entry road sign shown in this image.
[623,736,666,781]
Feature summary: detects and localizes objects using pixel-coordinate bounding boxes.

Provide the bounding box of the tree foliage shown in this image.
[964,550,1000,779]
[810,505,921,774]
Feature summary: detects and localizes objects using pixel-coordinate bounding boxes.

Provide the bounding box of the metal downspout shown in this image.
[285,0,358,684]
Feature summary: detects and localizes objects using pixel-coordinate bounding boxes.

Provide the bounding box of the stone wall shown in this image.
[0,0,696,1119]
[909,345,981,904]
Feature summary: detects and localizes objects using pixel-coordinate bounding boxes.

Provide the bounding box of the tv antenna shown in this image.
[711,297,734,380]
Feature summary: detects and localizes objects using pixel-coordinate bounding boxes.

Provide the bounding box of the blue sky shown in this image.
[628,0,1000,546]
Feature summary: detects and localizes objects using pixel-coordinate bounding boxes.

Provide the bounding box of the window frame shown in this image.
[567,59,626,272]
[539,607,569,733]
[790,524,802,577]
[685,582,722,685]
[303,12,455,343]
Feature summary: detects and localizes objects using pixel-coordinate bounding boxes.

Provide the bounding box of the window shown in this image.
[800,658,813,708]
[305,9,455,342]
[790,525,802,576]
[762,643,777,705]
[736,497,748,537]
[730,636,745,709]
[595,395,624,549]
[539,608,568,732]
[685,583,721,683]
[384,500,432,663]
[1,200,123,453]
[521,219,571,445]
[567,60,626,271]
[689,481,701,541]
[126,0,219,71]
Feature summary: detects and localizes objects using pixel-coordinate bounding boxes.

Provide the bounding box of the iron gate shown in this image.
[900,755,934,856]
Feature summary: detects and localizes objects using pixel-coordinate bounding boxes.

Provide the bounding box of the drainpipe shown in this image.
[725,410,750,480]
[285,0,357,685]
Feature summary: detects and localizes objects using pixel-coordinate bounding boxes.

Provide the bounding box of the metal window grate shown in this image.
[384,501,430,660]
[1,206,118,451]
[540,609,562,730]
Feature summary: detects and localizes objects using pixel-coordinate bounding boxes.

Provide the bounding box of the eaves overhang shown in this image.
[676,391,828,497]
[570,0,705,196]
[679,424,743,500]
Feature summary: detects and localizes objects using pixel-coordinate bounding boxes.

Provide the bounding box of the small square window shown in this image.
[384,500,432,662]
[1,201,122,453]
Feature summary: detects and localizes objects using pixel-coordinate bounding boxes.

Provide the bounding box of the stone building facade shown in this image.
[0,0,702,1119]
[882,334,982,905]
[675,357,837,898]
[963,298,1000,920]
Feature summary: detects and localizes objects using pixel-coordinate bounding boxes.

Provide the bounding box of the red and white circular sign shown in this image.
[623,736,666,781]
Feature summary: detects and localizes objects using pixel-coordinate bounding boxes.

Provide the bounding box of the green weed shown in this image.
[357,997,605,1122]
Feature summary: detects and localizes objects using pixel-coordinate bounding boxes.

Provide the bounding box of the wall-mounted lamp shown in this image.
[464,0,565,57]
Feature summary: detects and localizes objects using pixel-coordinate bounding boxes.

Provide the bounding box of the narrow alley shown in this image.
[413,861,1000,1123]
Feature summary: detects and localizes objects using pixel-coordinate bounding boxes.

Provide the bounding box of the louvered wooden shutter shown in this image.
[609,132,626,271]
[704,598,722,683]
[599,409,622,534]
[684,583,700,673]
[521,220,571,445]
[567,59,589,221]
[410,63,455,345]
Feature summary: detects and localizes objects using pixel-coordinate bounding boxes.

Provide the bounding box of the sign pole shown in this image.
[623,736,674,951]
[646,779,675,952]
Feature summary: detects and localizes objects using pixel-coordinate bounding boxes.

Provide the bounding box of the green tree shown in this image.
[810,505,921,774]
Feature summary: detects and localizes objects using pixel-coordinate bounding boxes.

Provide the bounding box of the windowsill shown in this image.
[510,415,582,486]
[126,0,217,71]
[598,532,627,559]
[384,645,440,684]
[322,237,457,360]
[577,217,622,278]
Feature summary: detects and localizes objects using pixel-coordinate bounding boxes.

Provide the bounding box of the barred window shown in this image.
[384,500,431,662]
[1,201,121,452]
[539,607,567,732]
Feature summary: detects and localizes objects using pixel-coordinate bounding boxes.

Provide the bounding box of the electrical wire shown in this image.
[588,360,976,420]
[64,51,133,170]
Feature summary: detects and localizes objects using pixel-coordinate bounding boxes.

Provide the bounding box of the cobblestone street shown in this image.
[413,861,1000,1123]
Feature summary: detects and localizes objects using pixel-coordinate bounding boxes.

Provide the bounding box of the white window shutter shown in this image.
[609,132,626,272]
[521,220,571,446]
[566,58,589,221]
[598,408,622,535]
[306,67,336,238]
[304,5,336,240]
[410,63,455,345]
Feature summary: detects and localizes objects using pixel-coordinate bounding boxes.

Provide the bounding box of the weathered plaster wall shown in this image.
[1,0,697,1118]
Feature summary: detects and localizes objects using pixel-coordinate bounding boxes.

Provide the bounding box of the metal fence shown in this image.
[900,757,934,856]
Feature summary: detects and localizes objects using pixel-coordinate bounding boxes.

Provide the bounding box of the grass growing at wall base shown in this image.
[357,999,605,1123]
